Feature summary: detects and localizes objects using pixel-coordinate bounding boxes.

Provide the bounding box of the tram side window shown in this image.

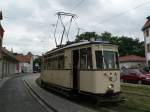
[48,58,52,69]
[95,51,103,69]
[58,55,64,69]
[80,48,92,69]
[52,57,58,69]
[44,62,47,70]
[87,48,93,69]
[50,58,52,69]
[51,58,54,69]
[115,52,119,68]
[44,59,48,70]
[44,59,47,70]
[47,62,49,70]
[80,48,87,69]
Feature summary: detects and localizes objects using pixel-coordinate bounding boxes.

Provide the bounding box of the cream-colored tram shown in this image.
[40,40,121,102]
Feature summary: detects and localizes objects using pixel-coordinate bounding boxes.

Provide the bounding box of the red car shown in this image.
[120,69,150,84]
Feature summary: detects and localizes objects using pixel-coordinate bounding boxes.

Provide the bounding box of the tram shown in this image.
[40,40,121,102]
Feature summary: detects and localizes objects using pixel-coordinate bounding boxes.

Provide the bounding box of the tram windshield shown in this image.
[95,51,119,70]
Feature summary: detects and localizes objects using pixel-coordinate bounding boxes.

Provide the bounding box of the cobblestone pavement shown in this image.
[0,74,50,112]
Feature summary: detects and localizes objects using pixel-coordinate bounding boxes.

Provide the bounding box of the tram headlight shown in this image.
[108,84,114,90]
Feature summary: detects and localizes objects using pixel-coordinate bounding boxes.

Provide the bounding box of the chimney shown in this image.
[0,11,2,20]
[0,11,4,48]
[146,16,150,20]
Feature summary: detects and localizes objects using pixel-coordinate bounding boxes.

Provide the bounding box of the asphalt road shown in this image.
[0,74,48,112]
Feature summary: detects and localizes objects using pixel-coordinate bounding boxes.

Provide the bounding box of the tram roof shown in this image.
[45,40,110,55]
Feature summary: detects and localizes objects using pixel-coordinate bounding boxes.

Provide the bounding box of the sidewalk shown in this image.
[0,73,25,88]
[25,74,95,112]
[0,77,10,88]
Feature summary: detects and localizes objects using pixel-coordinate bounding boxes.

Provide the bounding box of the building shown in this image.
[14,52,41,73]
[15,53,33,73]
[119,55,146,68]
[142,16,150,66]
[0,11,19,78]
[32,55,41,72]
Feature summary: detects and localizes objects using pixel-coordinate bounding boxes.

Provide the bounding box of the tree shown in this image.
[75,32,100,42]
[33,58,41,72]
[75,31,145,57]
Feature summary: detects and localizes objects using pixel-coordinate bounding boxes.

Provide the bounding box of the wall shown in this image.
[0,58,19,79]
[2,60,16,77]
[144,28,150,65]
[0,60,2,78]
[19,62,33,73]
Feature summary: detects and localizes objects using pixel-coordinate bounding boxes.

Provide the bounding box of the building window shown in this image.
[145,29,149,37]
[148,60,150,67]
[147,44,150,52]
[0,39,2,47]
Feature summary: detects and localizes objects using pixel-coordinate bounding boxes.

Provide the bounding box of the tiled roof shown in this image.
[142,16,150,31]
[119,55,145,62]
[16,55,31,63]
[1,48,18,62]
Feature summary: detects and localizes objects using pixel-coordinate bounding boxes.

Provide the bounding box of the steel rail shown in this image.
[23,80,58,112]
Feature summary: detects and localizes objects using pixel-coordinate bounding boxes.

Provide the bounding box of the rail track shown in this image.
[23,77,120,112]
[23,80,58,112]
[22,75,150,112]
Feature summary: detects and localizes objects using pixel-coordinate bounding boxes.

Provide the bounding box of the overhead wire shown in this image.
[71,0,150,35]
[4,0,150,42]
[70,0,85,12]
[4,0,85,34]
[98,0,150,25]
[68,0,85,35]
[4,0,150,27]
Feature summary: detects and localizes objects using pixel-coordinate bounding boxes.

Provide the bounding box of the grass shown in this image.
[122,83,150,95]
[36,78,150,112]
[103,84,150,112]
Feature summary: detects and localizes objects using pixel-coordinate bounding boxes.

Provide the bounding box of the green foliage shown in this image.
[75,31,145,57]
[76,32,100,42]
[33,58,41,71]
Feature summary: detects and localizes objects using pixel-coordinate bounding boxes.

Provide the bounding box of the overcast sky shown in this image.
[0,0,150,55]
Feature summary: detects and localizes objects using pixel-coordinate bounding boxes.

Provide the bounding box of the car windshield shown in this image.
[139,69,149,74]
[121,69,144,76]
[130,69,142,75]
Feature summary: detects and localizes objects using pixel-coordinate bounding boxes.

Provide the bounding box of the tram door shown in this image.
[72,50,79,92]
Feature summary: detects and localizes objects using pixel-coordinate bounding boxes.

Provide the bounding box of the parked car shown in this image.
[120,68,150,84]
[142,66,150,73]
